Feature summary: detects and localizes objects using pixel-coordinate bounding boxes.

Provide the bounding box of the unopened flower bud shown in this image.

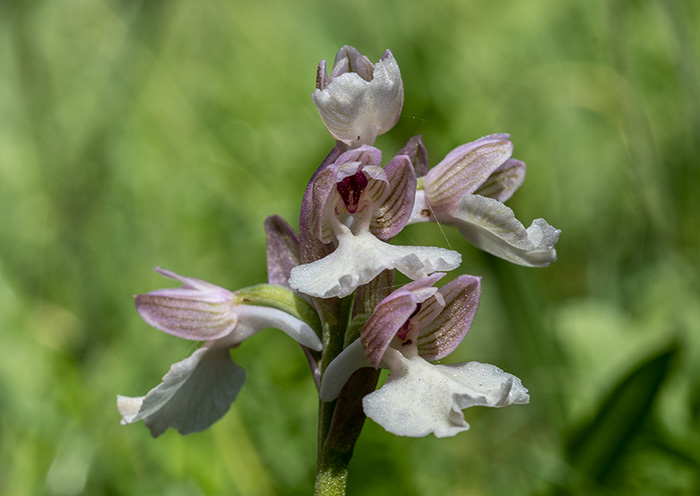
[312,46,403,148]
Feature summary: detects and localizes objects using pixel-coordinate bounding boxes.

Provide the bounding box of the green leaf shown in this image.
[565,343,679,486]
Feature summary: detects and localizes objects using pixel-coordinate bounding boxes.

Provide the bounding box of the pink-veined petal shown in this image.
[264,215,300,287]
[361,291,419,368]
[360,272,445,367]
[299,146,342,263]
[398,135,428,177]
[425,135,513,213]
[474,158,526,202]
[370,154,416,240]
[135,268,238,341]
[417,275,481,361]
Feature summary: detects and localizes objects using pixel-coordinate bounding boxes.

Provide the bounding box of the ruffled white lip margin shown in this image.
[319,341,529,438]
[450,194,559,267]
[289,229,461,299]
[363,351,529,438]
[117,342,245,437]
[118,299,322,437]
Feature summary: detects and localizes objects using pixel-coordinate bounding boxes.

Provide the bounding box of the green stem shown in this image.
[314,368,380,496]
[313,296,355,496]
[314,457,349,496]
[313,273,391,495]
[312,296,349,495]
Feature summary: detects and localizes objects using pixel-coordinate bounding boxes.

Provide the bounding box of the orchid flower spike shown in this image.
[289,145,461,299]
[320,273,529,437]
[117,268,322,437]
[408,134,560,267]
[313,46,404,148]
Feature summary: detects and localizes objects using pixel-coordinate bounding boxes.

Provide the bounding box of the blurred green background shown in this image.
[1,0,699,494]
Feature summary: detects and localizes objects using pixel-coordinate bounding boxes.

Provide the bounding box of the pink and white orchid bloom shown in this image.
[117,268,322,437]
[312,46,403,148]
[320,273,529,437]
[409,134,560,267]
[117,45,555,491]
[289,146,461,299]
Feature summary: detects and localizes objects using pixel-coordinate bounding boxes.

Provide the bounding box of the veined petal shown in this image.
[353,269,394,317]
[135,268,238,341]
[440,134,511,169]
[233,305,322,351]
[398,135,428,177]
[361,273,444,367]
[361,291,420,368]
[117,342,246,437]
[370,154,416,240]
[360,165,387,183]
[288,228,461,299]
[310,167,339,244]
[425,135,513,213]
[316,58,329,90]
[362,350,529,438]
[336,145,384,170]
[474,158,526,202]
[300,146,342,263]
[328,46,374,83]
[417,275,481,361]
[448,194,560,267]
[319,339,372,402]
[264,215,300,287]
[410,286,445,331]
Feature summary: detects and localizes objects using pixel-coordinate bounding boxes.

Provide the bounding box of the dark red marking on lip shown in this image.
[337,171,368,214]
[396,303,422,340]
